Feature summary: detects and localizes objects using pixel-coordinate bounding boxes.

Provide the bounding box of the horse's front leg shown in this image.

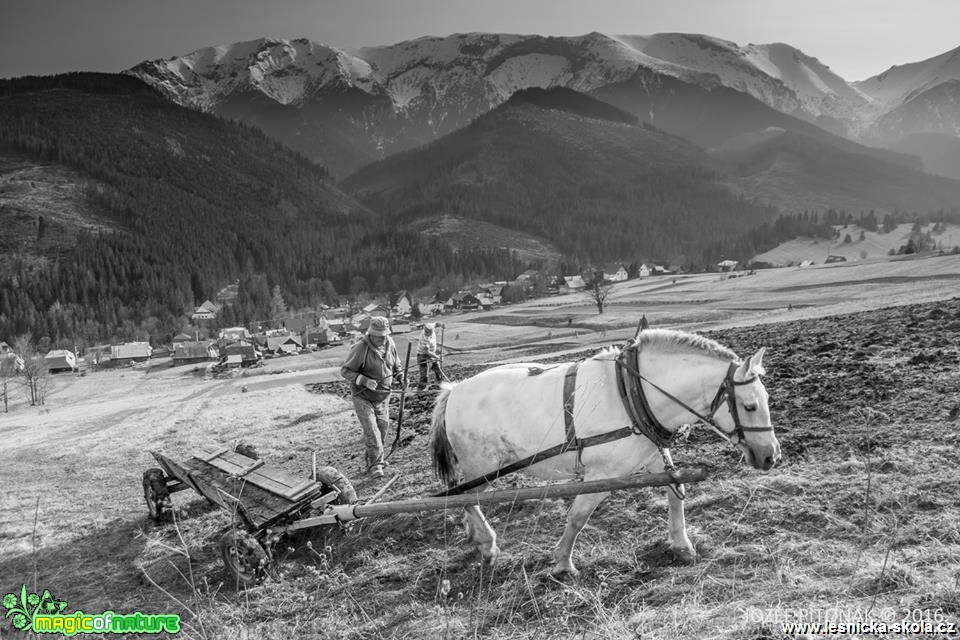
[552,491,610,578]
[647,458,698,562]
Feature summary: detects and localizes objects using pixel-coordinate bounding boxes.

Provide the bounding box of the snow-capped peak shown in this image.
[128,37,377,108]
[855,45,960,108]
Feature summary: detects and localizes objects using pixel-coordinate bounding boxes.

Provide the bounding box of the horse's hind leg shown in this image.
[552,491,610,578]
[457,483,499,563]
[462,504,499,563]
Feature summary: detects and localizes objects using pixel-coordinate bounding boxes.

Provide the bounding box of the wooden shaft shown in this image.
[337,468,706,521]
[393,342,413,445]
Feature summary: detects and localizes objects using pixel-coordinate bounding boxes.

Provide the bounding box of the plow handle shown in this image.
[392,341,413,450]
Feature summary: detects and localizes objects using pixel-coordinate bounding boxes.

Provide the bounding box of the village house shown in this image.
[603,263,629,282]
[460,293,482,311]
[717,259,739,272]
[304,328,334,347]
[476,293,495,310]
[172,332,193,344]
[362,302,390,317]
[266,334,303,355]
[110,342,152,365]
[0,342,24,371]
[172,341,218,366]
[222,340,261,367]
[191,299,221,321]
[484,284,504,304]
[44,349,78,373]
[443,294,462,313]
[220,326,251,341]
[563,275,587,291]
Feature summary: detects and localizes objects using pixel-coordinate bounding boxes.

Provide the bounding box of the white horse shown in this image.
[430,328,780,577]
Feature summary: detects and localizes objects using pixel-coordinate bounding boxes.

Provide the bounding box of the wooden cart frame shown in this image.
[142,446,706,586]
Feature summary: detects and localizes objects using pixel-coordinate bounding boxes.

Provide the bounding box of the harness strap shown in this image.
[615,345,675,449]
[433,426,637,497]
[560,362,585,478]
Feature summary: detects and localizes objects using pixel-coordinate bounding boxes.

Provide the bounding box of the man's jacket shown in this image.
[340,336,399,402]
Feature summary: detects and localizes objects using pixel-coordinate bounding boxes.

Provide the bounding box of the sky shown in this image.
[2,0,959,81]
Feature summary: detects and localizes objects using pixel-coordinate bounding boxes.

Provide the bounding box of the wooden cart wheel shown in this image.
[314,466,357,505]
[142,468,170,522]
[219,530,268,587]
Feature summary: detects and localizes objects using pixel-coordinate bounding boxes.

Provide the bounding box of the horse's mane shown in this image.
[591,328,737,362]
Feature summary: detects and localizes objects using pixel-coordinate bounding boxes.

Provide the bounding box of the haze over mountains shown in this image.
[128,32,960,179]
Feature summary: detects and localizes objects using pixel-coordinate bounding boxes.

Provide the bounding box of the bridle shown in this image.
[617,344,773,448]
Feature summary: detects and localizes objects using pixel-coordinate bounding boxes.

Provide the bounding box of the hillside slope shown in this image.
[715,129,960,213]
[344,88,780,266]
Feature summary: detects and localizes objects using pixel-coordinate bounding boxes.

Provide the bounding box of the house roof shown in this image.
[173,333,193,342]
[112,342,152,358]
[174,342,215,358]
[266,335,303,350]
[45,349,75,358]
[196,299,221,313]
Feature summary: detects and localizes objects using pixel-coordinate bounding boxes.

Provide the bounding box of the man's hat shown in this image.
[423,322,436,331]
[368,316,391,336]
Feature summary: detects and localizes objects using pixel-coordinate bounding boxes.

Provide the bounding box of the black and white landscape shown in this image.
[1,3,960,639]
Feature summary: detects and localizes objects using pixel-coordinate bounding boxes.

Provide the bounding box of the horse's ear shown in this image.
[747,347,766,376]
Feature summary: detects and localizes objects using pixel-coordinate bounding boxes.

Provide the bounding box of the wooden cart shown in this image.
[142,447,706,587]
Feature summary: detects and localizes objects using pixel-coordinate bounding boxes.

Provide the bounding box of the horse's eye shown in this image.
[743,403,758,412]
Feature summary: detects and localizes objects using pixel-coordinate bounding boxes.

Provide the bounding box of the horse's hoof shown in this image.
[550,564,579,580]
[479,543,500,565]
[670,546,699,564]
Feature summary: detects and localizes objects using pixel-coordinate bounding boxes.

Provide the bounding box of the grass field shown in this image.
[1,253,959,639]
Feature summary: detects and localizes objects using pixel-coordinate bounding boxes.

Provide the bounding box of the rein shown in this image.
[615,341,770,448]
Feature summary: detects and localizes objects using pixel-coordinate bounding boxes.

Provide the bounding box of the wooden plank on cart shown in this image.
[193,447,320,501]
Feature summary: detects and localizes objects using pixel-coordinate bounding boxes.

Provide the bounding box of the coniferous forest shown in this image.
[0,74,527,346]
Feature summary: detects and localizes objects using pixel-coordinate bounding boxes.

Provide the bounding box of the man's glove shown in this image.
[356,375,378,391]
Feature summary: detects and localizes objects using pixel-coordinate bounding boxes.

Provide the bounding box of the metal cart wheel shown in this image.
[218,530,268,587]
[142,468,170,522]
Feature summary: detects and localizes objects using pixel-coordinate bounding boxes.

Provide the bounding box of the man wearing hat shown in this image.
[416,322,448,390]
[340,316,403,478]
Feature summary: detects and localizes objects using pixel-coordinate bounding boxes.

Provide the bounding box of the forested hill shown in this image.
[0,73,526,345]
[344,87,781,265]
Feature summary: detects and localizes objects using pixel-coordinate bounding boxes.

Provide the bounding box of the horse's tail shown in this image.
[430,381,458,485]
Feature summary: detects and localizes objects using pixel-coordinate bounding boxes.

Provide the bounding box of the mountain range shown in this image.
[3,31,960,345]
[127,32,960,179]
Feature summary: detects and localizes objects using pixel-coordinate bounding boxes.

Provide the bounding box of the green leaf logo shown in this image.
[2,585,68,632]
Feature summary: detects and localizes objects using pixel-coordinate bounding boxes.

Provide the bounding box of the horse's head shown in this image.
[719,348,781,471]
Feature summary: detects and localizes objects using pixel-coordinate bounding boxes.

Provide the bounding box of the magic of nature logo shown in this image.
[3,584,180,635]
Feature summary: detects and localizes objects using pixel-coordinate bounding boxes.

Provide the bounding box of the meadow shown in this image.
[1,255,959,639]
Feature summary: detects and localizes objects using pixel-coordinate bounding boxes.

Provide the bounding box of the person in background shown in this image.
[340,316,403,478]
[417,322,448,390]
